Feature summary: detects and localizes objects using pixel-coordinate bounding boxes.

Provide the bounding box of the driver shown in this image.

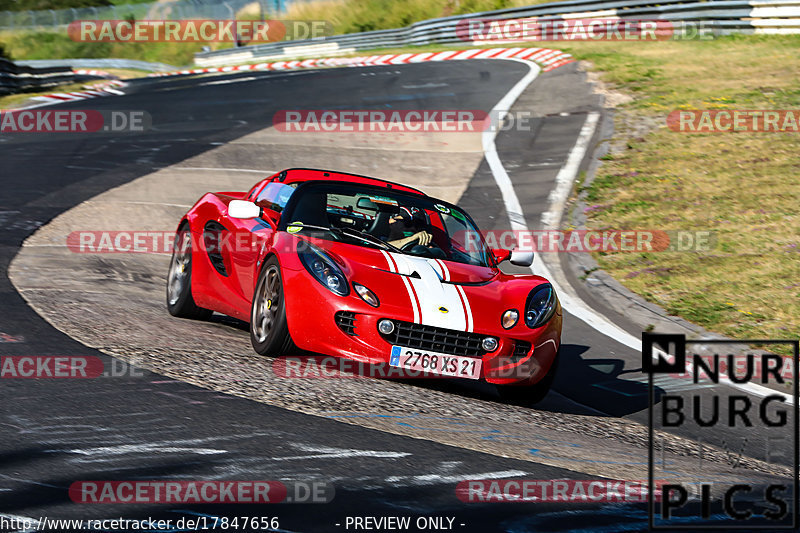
[387,207,434,250]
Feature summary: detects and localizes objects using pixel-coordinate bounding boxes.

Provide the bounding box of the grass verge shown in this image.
[284,0,556,34]
[0,29,231,66]
[554,35,800,352]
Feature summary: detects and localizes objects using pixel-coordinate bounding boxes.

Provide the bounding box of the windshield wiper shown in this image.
[283,223,403,253]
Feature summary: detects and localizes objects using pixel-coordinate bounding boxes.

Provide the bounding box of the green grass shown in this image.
[1,29,233,66]
[555,35,800,353]
[284,0,557,35]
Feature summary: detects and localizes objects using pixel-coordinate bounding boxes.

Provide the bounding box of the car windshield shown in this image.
[280,182,492,267]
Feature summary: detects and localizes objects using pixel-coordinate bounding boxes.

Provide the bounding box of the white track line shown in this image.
[480,60,633,350]
[483,59,791,403]
[172,167,274,173]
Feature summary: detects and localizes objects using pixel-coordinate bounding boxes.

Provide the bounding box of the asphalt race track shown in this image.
[1,59,794,532]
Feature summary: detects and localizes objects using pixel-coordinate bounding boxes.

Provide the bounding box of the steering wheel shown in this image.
[401,238,444,259]
[401,240,418,252]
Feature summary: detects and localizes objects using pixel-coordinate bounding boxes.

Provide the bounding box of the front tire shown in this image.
[250,257,295,356]
[166,225,213,320]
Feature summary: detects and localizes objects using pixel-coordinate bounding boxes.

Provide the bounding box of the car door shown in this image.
[230,182,297,300]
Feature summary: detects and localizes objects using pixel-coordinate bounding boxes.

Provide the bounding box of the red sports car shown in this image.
[167,168,561,402]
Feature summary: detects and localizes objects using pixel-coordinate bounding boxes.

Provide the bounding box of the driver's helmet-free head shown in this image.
[388,206,430,244]
[397,206,426,229]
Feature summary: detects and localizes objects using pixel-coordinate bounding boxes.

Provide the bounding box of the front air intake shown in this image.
[335,311,358,336]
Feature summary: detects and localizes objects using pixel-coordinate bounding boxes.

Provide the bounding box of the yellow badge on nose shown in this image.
[439,306,448,313]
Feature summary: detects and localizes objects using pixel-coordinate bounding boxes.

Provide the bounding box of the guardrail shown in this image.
[15,59,176,72]
[0,57,99,96]
[195,0,800,67]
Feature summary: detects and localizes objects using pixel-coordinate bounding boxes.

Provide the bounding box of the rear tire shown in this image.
[250,257,295,356]
[166,225,213,320]
[497,352,559,405]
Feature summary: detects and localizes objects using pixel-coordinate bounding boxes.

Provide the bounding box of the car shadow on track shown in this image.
[208,313,250,331]
[352,343,665,418]
[545,343,664,418]
[207,312,664,419]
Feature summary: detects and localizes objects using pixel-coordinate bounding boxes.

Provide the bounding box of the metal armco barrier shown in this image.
[0,58,100,96]
[15,59,176,72]
[194,0,800,67]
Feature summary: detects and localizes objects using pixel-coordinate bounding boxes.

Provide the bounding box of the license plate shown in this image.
[389,346,482,380]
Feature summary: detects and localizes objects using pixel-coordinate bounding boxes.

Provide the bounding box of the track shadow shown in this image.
[0,452,205,514]
[547,343,664,417]
[268,343,664,418]
[0,455,654,533]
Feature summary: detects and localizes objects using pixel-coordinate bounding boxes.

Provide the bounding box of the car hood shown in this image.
[323,240,502,332]
[293,236,551,333]
[320,240,501,285]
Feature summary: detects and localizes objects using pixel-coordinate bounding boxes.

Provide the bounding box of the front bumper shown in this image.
[283,268,561,385]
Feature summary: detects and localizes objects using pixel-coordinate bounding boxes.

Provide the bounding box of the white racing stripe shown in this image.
[483,58,794,404]
[435,258,451,281]
[382,249,421,323]
[379,249,396,273]
[455,284,474,332]
[386,253,469,331]
[402,275,421,324]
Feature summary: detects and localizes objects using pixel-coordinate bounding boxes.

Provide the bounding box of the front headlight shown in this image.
[525,284,557,328]
[298,242,349,297]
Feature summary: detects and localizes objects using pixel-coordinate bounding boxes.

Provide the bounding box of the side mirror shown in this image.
[228,200,261,219]
[509,250,534,267]
[491,248,511,264]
